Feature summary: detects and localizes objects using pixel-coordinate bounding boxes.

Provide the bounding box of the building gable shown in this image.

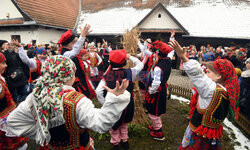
[0,0,23,20]
[137,3,189,34]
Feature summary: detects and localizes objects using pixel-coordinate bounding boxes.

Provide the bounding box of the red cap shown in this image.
[109,49,127,64]
[153,40,172,54]
[57,30,76,45]
[27,44,32,49]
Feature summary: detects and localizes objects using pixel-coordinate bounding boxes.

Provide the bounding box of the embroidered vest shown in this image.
[47,91,89,150]
[30,59,42,82]
[189,85,229,139]
[0,79,16,117]
[89,52,98,68]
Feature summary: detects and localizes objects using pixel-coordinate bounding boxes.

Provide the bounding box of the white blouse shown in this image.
[6,85,130,142]
[183,60,226,109]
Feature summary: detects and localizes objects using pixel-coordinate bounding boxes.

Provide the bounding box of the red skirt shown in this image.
[0,130,28,150]
[178,132,221,150]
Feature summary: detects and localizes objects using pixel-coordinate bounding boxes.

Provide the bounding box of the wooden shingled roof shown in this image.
[12,0,79,29]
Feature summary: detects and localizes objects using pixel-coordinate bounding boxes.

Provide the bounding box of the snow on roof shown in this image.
[78,7,150,35]
[167,2,250,39]
[78,1,250,39]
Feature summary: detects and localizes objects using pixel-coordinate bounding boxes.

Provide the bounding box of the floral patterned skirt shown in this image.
[178,132,221,150]
[0,130,28,150]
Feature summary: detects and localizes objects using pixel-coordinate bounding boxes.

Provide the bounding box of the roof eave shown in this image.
[0,23,68,30]
[11,0,34,21]
[182,35,250,40]
[38,24,69,30]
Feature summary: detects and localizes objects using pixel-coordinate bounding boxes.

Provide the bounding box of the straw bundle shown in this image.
[122,28,150,125]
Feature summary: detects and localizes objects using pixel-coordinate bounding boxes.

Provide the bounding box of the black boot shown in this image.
[121,141,129,150]
[113,145,120,150]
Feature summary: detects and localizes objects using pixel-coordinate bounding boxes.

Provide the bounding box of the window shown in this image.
[158,14,161,18]
[11,35,21,42]
[142,0,148,4]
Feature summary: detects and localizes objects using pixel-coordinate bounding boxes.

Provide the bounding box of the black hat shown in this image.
[0,40,8,48]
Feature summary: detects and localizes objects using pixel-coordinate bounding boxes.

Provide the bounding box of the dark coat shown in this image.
[3,50,30,89]
[239,70,250,120]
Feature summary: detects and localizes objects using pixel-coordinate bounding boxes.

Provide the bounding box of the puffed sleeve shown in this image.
[183,60,216,100]
[76,90,130,133]
[6,94,37,139]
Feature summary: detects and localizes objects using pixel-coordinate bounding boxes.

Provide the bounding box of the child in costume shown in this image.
[141,40,173,141]
[72,49,96,99]
[96,50,143,150]
[88,42,103,88]
[7,55,131,150]
[169,40,240,150]
[0,53,28,150]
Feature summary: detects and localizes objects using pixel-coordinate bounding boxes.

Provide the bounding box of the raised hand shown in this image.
[11,39,22,48]
[168,40,189,62]
[170,29,175,38]
[102,39,107,46]
[80,24,92,38]
[127,54,131,59]
[103,79,129,96]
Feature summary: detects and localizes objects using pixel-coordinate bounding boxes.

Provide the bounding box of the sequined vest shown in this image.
[189,85,229,139]
[47,91,89,149]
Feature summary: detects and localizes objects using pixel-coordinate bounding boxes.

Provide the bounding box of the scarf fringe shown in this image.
[35,120,51,146]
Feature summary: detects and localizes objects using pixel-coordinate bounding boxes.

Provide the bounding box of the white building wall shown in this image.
[0,28,38,43]
[139,7,180,29]
[0,0,23,19]
[0,28,64,44]
[37,28,64,44]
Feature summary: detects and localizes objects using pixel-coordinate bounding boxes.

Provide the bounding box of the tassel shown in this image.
[235,107,240,120]
[212,128,216,139]
[219,125,223,138]
[216,128,220,139]
[194,125,203,135]
[201,127,208,135]
[206,128,213,139]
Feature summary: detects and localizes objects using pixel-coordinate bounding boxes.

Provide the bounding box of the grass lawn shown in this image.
[27,98,235,150]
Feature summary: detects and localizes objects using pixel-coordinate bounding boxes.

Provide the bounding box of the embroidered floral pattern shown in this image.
[32,55,76,143]
[213,59,240,119]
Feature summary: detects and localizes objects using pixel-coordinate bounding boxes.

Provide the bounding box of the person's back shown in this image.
[3,49,30,102]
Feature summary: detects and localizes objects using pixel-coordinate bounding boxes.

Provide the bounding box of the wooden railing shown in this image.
[235,112,250,135]
[168,84,193,100]
[168,84,250,136]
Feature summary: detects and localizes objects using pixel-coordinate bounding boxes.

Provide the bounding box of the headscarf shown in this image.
[34,47,47,55]
[0,52,6,63]
[32,55,76,145]
[213,59,240,120]
[152,40,172,55]
[77,49,88,58]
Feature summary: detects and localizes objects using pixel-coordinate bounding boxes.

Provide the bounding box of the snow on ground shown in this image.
[171,94,190,104]
[172,94,250,150]
[224,118,250,150]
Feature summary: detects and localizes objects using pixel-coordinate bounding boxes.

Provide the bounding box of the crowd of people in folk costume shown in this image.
[0,24,249,150]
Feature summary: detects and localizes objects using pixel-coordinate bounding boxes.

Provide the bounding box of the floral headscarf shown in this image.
[213,59,240,120]
[32,55,76,145]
